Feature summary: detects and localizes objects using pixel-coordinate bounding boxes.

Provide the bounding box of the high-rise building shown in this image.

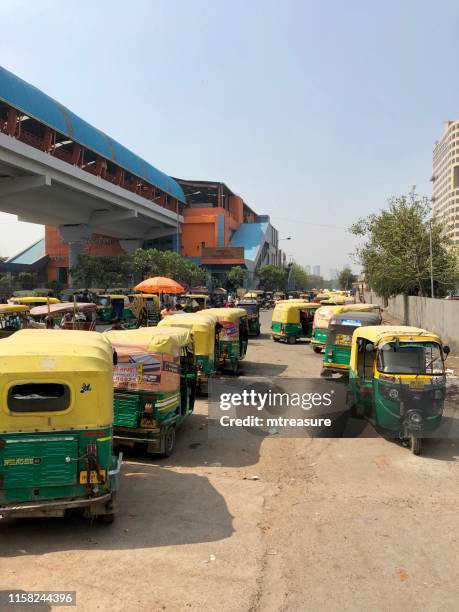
[312,265,321,276]
[432,120,459,240]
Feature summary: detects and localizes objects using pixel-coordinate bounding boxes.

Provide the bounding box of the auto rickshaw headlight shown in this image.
[388,388,399,400]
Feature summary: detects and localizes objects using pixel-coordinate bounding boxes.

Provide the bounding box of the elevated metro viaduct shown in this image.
[0,65,185,284]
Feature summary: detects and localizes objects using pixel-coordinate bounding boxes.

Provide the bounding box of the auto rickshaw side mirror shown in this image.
[443,345,450,357]
[365,343,375,353]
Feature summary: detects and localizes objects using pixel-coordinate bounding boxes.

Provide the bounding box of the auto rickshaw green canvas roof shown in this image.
[352,325,441,346]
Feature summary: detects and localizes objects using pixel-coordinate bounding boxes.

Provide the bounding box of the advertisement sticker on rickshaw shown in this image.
[113,342,180,391]
[220,320,238,341]
[335,333,353,346]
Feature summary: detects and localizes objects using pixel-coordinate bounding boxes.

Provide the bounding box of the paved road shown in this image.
[0,311,458,611]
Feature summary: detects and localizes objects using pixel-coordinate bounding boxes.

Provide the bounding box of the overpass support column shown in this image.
[59,224,92,288]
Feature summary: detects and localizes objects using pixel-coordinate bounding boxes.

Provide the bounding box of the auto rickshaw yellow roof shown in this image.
[205,307,247,322]
[0,304,30,314]
[98,294,127,299]
[157,313,216,355]
[104,326,193,354]
[8,296,60,304]
[275,301,320,311]
[0,329,113,364]
[128,293,158,299]
[353,325,442,345]
[184,293,208,299]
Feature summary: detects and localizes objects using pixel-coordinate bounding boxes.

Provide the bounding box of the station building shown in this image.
[0,65,280,287]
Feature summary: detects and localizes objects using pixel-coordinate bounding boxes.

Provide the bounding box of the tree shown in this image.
[338,267,356,290]
[71,254,133,288]
[256,265,287,290]
[131,248,206,287]
[351,190,459,298]
[288,263,309,290]
[18,271,38,290]
[225,266,247,291]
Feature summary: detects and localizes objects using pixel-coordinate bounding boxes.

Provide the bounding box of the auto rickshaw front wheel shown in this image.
[313,346,322,353]
[287,336,296,344]
[98,493,116,524]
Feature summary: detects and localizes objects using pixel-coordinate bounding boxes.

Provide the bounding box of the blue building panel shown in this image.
[217,214,225,247]
[0,65,185,202]
[7,238,45,265]
[230,221,268,263]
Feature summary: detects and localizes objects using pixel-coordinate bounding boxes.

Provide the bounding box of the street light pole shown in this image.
[429,220,434,298]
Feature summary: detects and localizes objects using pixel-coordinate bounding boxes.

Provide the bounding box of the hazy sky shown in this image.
[1,0,458,275]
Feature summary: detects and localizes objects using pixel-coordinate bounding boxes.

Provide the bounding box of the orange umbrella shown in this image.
[134,276,185,294]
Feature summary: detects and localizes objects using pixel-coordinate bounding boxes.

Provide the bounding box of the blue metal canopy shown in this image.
[0,65,185,203]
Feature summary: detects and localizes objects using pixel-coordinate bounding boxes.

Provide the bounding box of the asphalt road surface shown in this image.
[0,310,458,611]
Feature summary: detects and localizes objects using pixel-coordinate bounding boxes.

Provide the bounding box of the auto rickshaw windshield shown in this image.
[377,341,444,375]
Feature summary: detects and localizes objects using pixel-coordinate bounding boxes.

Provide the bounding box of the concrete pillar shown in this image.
[59,224,92,288]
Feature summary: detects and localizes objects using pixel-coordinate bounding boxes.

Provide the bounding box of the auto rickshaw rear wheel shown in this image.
[410,435,422,455]
[313,346,322,354]
[287,336,296,344]
[162,426,176,457]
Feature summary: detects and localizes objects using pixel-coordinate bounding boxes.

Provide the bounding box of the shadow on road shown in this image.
[0,465,234,557]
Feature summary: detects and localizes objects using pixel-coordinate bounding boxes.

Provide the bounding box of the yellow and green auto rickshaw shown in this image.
[347,326,450,455]
[271,302,321,344]
[311,303,381,354]
[95,294,136,326]
[238,300,261,336]
[0,329,121,521]
[204,307,249,374]
[0,304,32,338]
[182,293,208,312]
[321,310,382,376]
[127,293,161,326]
[104,327,197,456]
[158,312,219,394]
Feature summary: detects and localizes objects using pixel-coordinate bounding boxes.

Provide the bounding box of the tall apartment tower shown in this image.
[432,120,459,240]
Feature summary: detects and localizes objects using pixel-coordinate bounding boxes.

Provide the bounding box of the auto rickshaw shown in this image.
[127,293,160,326]
[182,293,208,311]
[238,300,261,336]
[346,326,450,455]
[30,302,98,330]
[0,304,32,338]
[271,302,321,343]
[321,310,382,376]
[158,312,219,394]
[311,303,380,353]
[8,296,61,307]
[204,307,249,374]
[96,294,136,326]
[104,327,197,456]
[0,329,121,521]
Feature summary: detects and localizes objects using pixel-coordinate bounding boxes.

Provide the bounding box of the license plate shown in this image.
[79,470,106,484]
[140,418,155,427]
[409,380,425,389]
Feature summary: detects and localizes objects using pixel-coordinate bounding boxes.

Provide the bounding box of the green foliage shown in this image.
[288,263,309,290]
[225,266,247,291]
[337,267,357,290]
[17,271,38,290]
[71,249,206,290]
[256,264,288,290]
[131,249,206,287]
[351,190,459,297]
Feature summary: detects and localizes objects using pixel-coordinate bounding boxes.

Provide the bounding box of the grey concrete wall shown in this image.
[386,296,459,352]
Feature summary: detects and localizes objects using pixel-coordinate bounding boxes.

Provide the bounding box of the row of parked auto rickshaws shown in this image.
[270,299,451,455]
[0,307,251,522]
